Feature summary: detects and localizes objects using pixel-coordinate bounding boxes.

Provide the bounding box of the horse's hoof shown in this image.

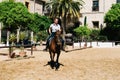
[55,69,59,71]
[50,61,55,69]
[55,62,60,70]
[55,62,58,66]
[48,61,51,64]
[51,67,54,69]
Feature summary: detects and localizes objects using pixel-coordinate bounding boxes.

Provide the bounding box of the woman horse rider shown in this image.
[43,18,64,51]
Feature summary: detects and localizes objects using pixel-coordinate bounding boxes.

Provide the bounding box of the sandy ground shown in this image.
[0,46,120,80]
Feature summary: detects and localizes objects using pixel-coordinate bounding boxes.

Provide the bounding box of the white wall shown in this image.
[80,0,117,28]
[104,0,116,13]
[80,12,104,28]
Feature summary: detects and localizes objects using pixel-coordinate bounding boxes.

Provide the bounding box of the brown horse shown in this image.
[48,30,62,69]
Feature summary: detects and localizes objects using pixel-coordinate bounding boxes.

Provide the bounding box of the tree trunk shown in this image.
[31,31,33,43]
[17,28,20,43]
[6,30,10,46]
[61,18,66,40]
[61,11,67,44]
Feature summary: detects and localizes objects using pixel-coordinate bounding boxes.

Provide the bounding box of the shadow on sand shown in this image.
[65,47,92,53]
[0,53,8,56]
[44,61,64,70]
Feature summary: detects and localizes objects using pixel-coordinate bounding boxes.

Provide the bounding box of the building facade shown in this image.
[80,0,120,29]
[16,0,45,14]
[0,0,46,14]
[1,0,120,29]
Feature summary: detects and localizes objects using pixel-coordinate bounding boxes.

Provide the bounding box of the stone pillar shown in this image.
[31,31,33,43]
[17,28,20,43]
[6,30,10,46]
[0,23,2,43]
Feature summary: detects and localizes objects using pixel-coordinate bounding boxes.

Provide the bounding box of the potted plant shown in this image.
[19,31,26,57]
[9,33,16,46]
[9,33,16,58]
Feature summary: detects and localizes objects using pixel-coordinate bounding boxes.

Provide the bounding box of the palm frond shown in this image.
[45,0,84,18]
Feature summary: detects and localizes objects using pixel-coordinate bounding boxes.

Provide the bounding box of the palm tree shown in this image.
[46,0,84,38]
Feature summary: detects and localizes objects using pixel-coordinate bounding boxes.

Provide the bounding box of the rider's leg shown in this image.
[43,33,55,51]
[46,39,49,49]
[43,35,52,51]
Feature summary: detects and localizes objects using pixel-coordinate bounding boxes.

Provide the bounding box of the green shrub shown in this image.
[36,31,48,41]
[74,26,91,41]
[90,29,100,41]
[97,36,108,41]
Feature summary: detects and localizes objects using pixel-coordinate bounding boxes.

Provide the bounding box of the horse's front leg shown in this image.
[49,51,52,62]
[55,51,61,70]
[52,52,55,62]
[49,51,55,69]
[56,51,60,63]
[49,51,55,61]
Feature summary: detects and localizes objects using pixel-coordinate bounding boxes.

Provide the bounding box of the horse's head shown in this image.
[55,30,62,46]
[55,30,61,36]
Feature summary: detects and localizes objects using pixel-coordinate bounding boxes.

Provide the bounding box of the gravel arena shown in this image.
[0,46,120,80]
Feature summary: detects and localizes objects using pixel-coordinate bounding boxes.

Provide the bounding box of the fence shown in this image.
[71,40,120,49]
[0,44,33,58]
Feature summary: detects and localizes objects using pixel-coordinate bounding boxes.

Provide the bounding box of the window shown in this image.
[117,0,120,3]
[92,21,99,28]
[25,2,29,9]
[92,0,99,11]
